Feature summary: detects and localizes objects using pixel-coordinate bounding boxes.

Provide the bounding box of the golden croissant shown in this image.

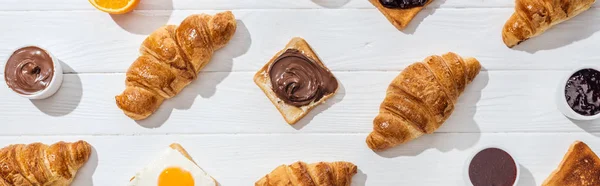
[256,161,357,186]
[0,140,92,185]
[116,11,237,120]
[502,0,595,47]
[367,52,481,151]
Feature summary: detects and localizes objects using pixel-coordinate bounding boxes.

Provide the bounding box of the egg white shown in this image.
[128,147,216,186]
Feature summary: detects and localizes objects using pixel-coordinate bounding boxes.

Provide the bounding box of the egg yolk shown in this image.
[158,167,194,186]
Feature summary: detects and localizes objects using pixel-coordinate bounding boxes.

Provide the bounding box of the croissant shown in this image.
[115,11,237,120]
[0,140,92,186]
[255,161,357,186]
[502,0,595,47]
[367,52,481,151]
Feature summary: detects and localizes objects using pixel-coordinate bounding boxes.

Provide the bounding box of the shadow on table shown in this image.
[293,82,346,130]
[71,146,99,186]
[375,68,489,158]
[110,0,174,35]
[512,10,600,53]
[401,0,447,35]
[569,118,600,137]
[517,164,537,186]
[31,61,82,116]
[135,20,252,128]
[352,168,368,186]
[311,0,350,8]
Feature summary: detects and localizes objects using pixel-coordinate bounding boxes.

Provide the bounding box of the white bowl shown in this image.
[463,146,520,186]
[4,45,63,100]
[555,66,600,120]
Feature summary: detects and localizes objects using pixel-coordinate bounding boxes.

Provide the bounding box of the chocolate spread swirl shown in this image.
[268,49,338,107]
[379,0,428,9]
[4,46,54,95]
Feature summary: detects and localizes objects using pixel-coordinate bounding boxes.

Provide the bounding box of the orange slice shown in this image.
[88,0,140,14]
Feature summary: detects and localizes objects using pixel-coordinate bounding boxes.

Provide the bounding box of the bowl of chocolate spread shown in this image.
[556,66,600,120]
[463,146,520,186]
[4,46,63,99]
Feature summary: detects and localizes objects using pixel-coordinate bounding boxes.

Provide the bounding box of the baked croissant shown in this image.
[502,0,595,47]
[116,11,237,120]
[0,140,92,186]
[367,52,481,151]
[255,161,357,186]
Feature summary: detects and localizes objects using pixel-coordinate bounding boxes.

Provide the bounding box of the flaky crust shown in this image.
[502,0,595,47]
[543,141,600,186]
[255,161,357,186]
[368,0,434,30]
[253,37,338,125]
[116,11,237,120]
[0,140,92,186]
[367,52,481,151]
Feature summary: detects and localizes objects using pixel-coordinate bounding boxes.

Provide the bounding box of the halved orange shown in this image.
[88,0,140,14]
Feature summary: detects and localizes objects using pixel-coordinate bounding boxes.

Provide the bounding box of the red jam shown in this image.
[379,0,428,9]
[565,68,600,116]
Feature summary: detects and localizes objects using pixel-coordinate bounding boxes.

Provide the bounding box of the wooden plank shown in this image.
[3,0,593,10]
[0,71,595,135]
[0,133,594,185]
[1,9,599,73]
[1,1,598,186]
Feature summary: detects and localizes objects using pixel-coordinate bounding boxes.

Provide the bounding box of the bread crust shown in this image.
[254,37,339,125]
[368,0,434,30]
[116,11,237,120]
[543,141,600,186]
[255,161,357,186]
[0,141,92,185]
[367,53,481,151]
[129,143,217,184]
[502,0,595,47]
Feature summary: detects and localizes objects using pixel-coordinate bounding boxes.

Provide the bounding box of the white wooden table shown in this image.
[1,0,599,185]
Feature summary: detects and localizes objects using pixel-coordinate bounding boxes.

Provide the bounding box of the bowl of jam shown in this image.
[556,67,600,120]
[463,146,520,186]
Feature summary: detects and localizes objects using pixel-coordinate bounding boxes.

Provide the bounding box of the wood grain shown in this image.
[1,1,600,186]
[1,9,600,73]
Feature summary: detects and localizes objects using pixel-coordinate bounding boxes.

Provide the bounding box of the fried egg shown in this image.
[128,147,216,186]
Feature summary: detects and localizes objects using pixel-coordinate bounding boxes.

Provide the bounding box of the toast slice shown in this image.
[254,37,338,124]
[543,141,600,186]
[169,143,196,164]
[130,143,217,184]
[368,0,434,30]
